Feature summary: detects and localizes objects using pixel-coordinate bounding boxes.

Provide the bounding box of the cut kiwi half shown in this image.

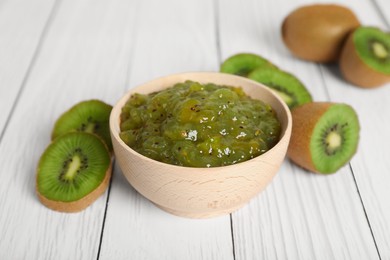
[287,102,360,174]
[248,67,312,109]
[52,100,113,151]
[36,132,112,212]
[220,53,277,76]
[340,26,390,88]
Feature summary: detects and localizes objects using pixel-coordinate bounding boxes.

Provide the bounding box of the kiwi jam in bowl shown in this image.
[110,72,292,218]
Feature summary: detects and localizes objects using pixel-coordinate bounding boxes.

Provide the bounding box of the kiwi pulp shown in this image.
[220,53,277,76]
[37,132,112,212]
[354,27,390,74]
[248,67,312,109]
[52,100,113,151]
[340,26,390,88]
[287,102,360,174]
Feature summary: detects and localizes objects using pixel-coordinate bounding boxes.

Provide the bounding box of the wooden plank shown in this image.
[218,0,381,259]
[373,0,390,28]
[0,0,140,258]
[0,0,55,132]
[98,1,234,259]
[321,0,390,258]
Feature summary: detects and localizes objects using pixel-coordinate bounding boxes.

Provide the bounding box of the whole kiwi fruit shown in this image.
[282,4,360,63]
[340,26,390,88]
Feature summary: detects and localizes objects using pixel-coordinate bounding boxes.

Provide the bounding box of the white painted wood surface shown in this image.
[316,0,390,258]
[0,0,139,258]
[0,0,55,131]
[0,0,389,259]
[219,0,384,259]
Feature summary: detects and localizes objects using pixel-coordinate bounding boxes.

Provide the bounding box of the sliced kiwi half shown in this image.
[52,100,113,151]
[248,67,312,109]
[36,132,112,212]
[340,26,390,88]
[287,102,360,174]
[220,53,277,76]
[355,27,390,74]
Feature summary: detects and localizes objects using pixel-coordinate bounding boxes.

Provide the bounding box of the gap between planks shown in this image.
[96,162,116,260]
[349,164,382,260]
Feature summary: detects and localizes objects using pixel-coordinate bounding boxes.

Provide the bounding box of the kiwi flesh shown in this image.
[340,26,390,88]
[37,132,112,212]
[220,53,277,76]
[287,102,360,174]
[248,67,312,109]
[52,100,113,151]
[282,4,360,62]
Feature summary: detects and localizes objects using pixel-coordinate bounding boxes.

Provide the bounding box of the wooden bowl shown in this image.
[110,72,292,218]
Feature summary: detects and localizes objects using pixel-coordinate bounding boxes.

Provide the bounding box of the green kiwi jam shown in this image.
[119,81,281,167]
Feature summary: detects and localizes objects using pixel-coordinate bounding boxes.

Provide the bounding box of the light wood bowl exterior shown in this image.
[110,72,292,218]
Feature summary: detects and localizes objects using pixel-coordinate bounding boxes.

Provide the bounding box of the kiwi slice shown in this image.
[52,100,113,151]
[36,132,112,212]
[340,26,390,88]
[287,102,360,174]
[220,53,277,76]
[248,67,312,109]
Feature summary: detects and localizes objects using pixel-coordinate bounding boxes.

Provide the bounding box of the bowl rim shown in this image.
[110,71,292,171]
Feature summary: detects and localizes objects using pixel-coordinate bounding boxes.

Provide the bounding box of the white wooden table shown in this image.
[1,0,390,259]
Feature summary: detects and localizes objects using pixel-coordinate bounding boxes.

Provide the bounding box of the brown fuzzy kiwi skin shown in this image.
[36,155,113,213]
[282,4,360,63]
[287,102,333,173]
[339,30,390,88]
